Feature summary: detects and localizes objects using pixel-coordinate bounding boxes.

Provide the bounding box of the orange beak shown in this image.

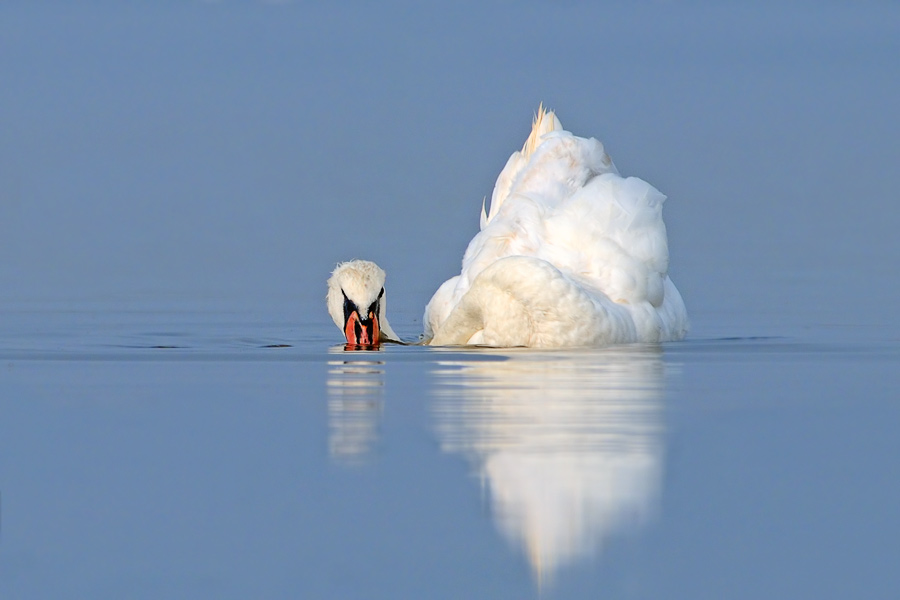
[343,309,381,348]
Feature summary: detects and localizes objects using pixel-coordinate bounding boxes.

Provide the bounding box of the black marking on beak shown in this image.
[343,288,384,325]
[342,287,384,346]
[342,289,356,326]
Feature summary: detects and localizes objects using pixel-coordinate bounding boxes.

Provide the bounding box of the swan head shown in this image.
[326,260,399,348]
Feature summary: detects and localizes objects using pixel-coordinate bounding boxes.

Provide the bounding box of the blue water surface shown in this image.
[0,303,897,599]
[1,2,899,598]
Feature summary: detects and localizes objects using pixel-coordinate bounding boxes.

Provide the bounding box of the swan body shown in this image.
[328,107,688,348]
[422,107,687,347]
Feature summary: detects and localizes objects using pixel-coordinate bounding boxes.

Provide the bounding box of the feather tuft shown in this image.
[522,102,562,159]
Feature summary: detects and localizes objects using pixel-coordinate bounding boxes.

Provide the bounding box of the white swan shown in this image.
[326,260,400,347]
[327,107,688,348]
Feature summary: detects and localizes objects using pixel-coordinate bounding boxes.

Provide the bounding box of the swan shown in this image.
[327,106,688,348]
[326,260,400,347]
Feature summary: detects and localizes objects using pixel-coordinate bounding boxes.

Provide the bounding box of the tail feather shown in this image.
[522,102,563,160]
[483,104,563,228]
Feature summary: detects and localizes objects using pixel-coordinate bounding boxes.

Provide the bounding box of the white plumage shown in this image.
[421,107,688,347]
[328,107,688,348]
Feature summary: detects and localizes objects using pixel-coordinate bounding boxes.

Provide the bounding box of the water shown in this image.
[1,305,897,599]
[1,2,899,597]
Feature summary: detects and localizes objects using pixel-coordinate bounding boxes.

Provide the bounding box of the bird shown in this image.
[326,260,400,347]
[327,106,688,348]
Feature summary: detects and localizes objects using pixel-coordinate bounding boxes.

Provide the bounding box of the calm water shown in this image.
[0,304,897,599]
[1,4,898,597]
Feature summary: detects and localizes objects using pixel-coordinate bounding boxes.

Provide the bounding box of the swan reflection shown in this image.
[327,354,385,464]
[432,347,665,583]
